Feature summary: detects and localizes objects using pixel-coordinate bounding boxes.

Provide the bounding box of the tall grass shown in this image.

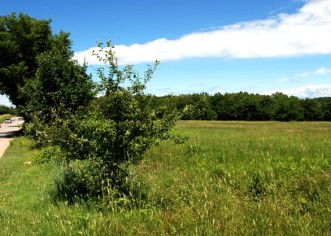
[0,121,330,235]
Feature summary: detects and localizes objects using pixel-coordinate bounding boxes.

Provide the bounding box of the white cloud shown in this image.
[297,66,331,77]
[298,72,311,78]
[277,78,289,83]
[264,84,331,98]
[278,66,331,84]
[315,67,331,75]
[74,0,331,65]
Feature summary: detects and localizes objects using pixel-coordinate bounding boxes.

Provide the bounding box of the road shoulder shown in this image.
[0,116,25,159]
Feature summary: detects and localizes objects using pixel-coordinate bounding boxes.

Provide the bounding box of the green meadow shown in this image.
[0,121,330,235]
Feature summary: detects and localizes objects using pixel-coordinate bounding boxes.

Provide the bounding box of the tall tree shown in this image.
[272,93,304,121]
[301,98,322,121]
[180,93,217,120]
[0,13,68,108]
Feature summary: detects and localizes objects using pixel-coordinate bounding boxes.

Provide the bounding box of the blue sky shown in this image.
[1,0,331,106]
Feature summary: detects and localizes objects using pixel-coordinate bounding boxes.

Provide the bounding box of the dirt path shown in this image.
[0,117,24,159]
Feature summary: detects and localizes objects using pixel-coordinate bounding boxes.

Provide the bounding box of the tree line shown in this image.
[150,92,331,121]
[0,105,16,115]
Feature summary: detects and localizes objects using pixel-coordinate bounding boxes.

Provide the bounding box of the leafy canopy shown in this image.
[0,13,71,108]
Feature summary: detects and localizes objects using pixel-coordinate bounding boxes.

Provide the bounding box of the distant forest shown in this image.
[150,92,331,121]
[2,91,330,122]
[0,92,331,121]
[0,105,16,115]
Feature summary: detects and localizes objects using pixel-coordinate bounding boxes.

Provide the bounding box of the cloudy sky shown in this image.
[1,0,331,106]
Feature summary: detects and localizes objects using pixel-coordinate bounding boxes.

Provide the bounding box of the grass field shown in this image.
[0,121,330,235]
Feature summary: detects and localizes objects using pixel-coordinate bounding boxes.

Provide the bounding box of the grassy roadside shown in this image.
[0,121,330,235]
[0,137,92,235]
[0,137,52,234]
[0,114,12,124]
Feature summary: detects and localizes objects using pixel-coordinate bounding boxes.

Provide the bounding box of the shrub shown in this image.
[30,41,177,203]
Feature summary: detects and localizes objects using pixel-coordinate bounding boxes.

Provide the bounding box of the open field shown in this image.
[0,121,330,235]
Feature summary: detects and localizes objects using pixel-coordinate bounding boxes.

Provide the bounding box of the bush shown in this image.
[28,41,177,203]
[33,146,63,164]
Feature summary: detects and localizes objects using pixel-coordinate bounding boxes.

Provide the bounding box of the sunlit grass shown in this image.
[0,121,330,235]
[0,114,12,123]
[138,121,331,234]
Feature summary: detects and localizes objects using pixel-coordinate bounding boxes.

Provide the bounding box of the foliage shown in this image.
[27,41,177,202]
[33,146,63,164]
[22,38,95,124]
[179,93,217,120]
[23,40,95,154]
[272,92,304,121]
[0,13,54,107]
[0,104,16,115]
[153,92,331,121]
[55,41,177,199]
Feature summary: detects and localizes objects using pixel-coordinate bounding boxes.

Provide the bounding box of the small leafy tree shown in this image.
[49,41,177,201]
[93,41,176,161]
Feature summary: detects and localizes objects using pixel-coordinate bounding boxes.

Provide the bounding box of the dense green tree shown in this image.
[321,100,331,121]
[257,95,275,120]
[150,95,177,118]
[313,97,331,121]
[0,13,68,108]
[23,39,96,151]
[0,105,16,115]
[214,93,242,120]
[272,93,304,121]
[301,99,322,121]
[180,93,216,120]
[154,92,330,121]
[236,92,260,120]
[23,37,95,124]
